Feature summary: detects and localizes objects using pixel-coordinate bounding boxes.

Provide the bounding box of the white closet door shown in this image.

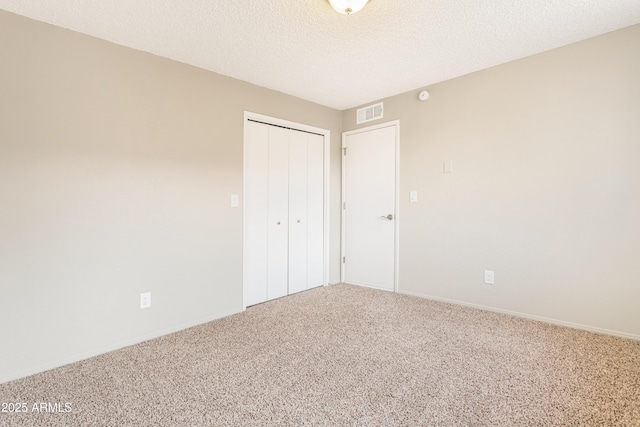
[267,126,289,300]
[288,130,308,294]
[244,121,269,306]
[306,133,324,289]
[244,118,325,306]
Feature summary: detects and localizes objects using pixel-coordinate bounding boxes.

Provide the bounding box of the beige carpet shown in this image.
[1,284,639,426]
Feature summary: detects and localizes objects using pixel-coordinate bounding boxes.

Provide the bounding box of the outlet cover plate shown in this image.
[140,292,151,309]
[484,270,494,285]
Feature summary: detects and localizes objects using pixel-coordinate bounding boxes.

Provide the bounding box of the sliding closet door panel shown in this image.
[288,130,308,294]
[307,134,324,289]
[244,122,269,306]
[267,126,289,301]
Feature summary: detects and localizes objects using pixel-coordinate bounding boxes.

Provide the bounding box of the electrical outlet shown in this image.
[484,270,494,285]
[140,292,151,309]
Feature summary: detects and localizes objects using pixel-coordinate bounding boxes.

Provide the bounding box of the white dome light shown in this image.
[328,0,370,15]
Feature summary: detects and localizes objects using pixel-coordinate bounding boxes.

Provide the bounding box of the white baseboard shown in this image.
[397,289,640,342]
[0,308,242,385]
[342,281,394,292]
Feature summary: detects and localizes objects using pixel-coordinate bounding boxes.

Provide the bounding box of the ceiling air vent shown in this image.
[356,102,383,124]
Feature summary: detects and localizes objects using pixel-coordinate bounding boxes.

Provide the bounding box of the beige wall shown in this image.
[2,8,638,384]
[0,10,342,383]
[343,24,640,339]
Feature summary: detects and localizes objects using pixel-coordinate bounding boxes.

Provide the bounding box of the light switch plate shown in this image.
[231,194,239,207]
[410,191,418,203]
[444,161,454,173]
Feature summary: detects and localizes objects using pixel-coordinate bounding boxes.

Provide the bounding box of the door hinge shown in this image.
[343,202,346,210]
[343,147,347,156]
[343,256,346,263]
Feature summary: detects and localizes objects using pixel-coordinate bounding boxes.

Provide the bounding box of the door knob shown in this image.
[380,214,393,220]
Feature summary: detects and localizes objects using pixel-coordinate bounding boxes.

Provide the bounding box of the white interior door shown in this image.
[306,133,324,289]
[288,130,308,294]
[289,130,324,294]
[244,121,269,306]
[343,123,398,291]
[267,126,289,300]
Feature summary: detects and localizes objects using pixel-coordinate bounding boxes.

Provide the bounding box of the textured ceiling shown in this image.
[1,1,639,110]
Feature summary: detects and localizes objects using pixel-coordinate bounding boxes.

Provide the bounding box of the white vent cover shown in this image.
[356,102,383,124]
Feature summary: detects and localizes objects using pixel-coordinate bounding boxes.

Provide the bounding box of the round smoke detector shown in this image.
[419,90,430,101]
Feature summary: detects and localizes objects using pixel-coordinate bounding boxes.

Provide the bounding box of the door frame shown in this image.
[341,120,400,292]
[242,111,331,309]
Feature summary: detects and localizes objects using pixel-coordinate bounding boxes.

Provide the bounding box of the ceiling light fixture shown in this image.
[328,0,370,15]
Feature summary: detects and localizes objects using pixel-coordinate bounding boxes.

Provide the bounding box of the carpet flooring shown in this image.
[1,284,639,426]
